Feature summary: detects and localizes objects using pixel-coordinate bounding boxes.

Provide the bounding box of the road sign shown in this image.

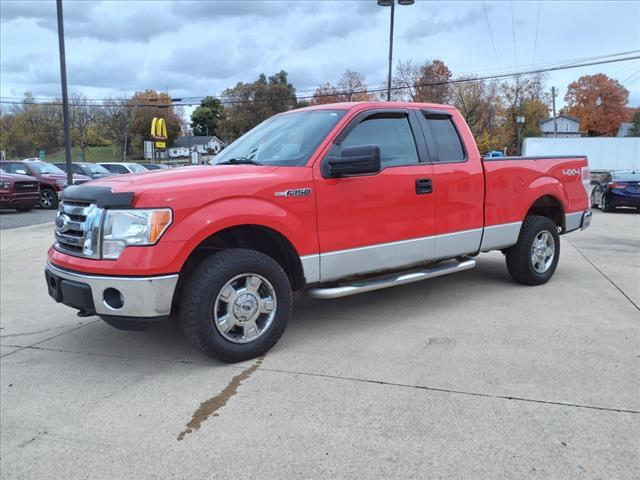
[38,149,45,161]
[155,141,166,149]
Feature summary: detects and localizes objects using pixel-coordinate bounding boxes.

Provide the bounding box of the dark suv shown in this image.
[53,162,115,180]
[0,168,40,212]
[0,161,89,209]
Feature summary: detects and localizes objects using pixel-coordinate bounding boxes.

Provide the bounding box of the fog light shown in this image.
[103,288,124,310]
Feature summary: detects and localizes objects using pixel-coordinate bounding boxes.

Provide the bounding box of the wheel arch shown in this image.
[526,194,566,230]
[173,224,306,310]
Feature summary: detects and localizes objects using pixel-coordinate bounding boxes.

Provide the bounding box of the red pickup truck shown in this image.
[45,102,591,362]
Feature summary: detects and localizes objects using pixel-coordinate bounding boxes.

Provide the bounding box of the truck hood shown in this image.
[87,165,280,195]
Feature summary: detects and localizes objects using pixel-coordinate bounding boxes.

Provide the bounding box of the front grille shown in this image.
[13,181,38,192]
[54,200,103,258]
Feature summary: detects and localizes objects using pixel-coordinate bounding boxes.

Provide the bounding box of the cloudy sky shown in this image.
[1,0,639,112]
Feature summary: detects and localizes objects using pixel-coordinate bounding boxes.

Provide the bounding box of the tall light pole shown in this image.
[56,0,73,186]
[378,0,415,102]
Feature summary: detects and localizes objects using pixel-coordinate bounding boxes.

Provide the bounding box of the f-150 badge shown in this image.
[275,188,312,197]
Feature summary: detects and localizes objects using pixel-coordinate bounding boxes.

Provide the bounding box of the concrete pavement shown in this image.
[1,209,639,479]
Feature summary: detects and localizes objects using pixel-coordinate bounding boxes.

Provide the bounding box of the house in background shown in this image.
[539,115,581,138]
[171,136,227,156]
[617,123,632,137]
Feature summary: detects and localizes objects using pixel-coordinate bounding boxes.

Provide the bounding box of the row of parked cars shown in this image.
[0,160,171,211]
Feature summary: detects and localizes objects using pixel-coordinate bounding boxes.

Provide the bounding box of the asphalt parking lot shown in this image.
[1,209,638,479]
[0,209,57,230]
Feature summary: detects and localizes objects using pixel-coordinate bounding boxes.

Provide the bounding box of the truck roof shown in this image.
[291,101,457,113]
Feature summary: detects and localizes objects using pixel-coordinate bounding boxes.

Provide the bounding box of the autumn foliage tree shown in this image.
[564,74,630,136]
[414,59,452,104]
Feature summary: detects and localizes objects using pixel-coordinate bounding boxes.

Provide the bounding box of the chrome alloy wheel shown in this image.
[40,190,54,208]
[530,230,555,274]
[213,273,277,344]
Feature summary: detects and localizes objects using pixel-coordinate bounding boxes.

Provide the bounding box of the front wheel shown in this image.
[505,215,560,285]
[180,248,292,363]
[590,191,599,208]
[40,189,58,209]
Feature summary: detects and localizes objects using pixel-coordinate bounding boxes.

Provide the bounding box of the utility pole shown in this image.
[552,86,558,138]
[386,1,395,102]
[56,0,73,186]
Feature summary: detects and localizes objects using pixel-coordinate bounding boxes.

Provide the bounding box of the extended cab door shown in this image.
[415,109,485,258]
[313,109,436,282]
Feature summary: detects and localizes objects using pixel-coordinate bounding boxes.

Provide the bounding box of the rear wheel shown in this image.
[601,197,613,213]
[40,188,58,209]
[590,191,599,208]
[505,215,560,285]
[180,248,292,363]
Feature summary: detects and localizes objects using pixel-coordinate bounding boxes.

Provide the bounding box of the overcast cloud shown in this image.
[1,0,639,110]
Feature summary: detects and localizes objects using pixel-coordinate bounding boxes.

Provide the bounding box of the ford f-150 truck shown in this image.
[45,102,592,362]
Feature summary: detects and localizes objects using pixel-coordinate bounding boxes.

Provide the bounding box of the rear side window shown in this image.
[341,116,418,168]
[424,117,465,163]
[4,163,30,175]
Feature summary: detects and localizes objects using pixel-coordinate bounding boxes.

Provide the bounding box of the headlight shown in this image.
[101,209,172,259]
[56,179,68,187]
[0,181,11,190]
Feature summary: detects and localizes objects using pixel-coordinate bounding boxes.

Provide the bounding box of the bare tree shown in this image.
[391,60,420,101]
[100,99,133,161]
[69,93,96,160]
[337,69,372,102]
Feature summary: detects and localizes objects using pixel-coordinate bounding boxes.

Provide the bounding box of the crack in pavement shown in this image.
[255,366,640,415]
[177,356,264,441]
[1,326,72,338]
[565,238,640,312]
[0,320,100,358]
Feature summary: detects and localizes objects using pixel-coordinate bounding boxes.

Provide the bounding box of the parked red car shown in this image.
[0,168,40,212]
[0,161,89,209]
[45,102,591,362]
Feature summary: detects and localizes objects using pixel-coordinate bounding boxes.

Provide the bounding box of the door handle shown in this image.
[415,178,432,194]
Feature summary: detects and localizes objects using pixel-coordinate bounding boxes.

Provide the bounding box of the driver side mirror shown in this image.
[326,145,381,177]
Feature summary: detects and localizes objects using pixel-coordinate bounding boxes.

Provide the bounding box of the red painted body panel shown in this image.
[483,157,589,226]
[47,101,589,278]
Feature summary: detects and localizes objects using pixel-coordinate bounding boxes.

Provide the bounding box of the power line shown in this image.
[532,1,542,66]
[1,53,639,108]
[482,2,501,71]
[3,49,638,105]
[510,1,518,69]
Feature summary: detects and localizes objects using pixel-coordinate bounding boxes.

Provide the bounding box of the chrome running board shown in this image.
[306,257,476,299]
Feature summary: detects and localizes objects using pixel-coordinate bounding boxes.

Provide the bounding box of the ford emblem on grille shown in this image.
[56,213,71,233]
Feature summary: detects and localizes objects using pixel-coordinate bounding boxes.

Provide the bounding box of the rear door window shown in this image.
[421,115,466,163]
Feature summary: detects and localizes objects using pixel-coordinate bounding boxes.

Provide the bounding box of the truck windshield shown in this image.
[213,109,346,167]
[27,162,64,174]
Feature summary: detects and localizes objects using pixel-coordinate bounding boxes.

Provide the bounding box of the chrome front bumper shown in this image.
[45,262,178,318]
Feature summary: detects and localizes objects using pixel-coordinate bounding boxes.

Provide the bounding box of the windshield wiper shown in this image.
[216,157,262,166]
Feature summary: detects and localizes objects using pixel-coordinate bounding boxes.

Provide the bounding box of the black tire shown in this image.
[505,215,560,286]
[40,188,58,209]
[601,197,613,213]
[180,248,292,363]
[590,191,599,208]
[16,206,33,212]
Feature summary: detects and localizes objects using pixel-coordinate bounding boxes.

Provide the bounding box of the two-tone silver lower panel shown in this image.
[302,222,522,284]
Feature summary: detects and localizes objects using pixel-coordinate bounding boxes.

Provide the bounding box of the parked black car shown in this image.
[591,170,640,212]
[53,162,115,180]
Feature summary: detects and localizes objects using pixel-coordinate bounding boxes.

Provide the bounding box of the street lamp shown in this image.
[378,0,415,102]
[516,115,526,155]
